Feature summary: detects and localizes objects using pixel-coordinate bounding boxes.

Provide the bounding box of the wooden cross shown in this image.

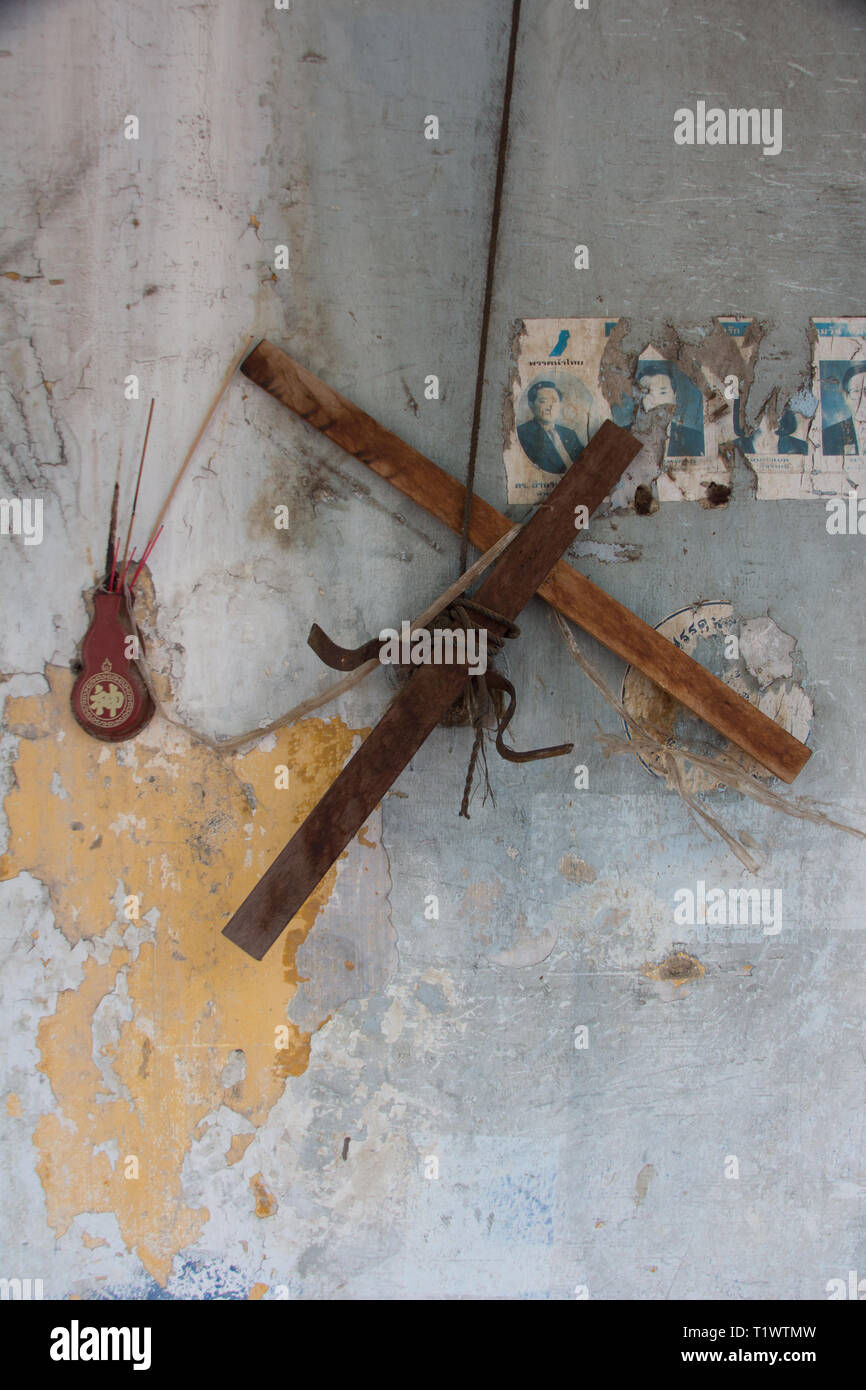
[223,340,811,961]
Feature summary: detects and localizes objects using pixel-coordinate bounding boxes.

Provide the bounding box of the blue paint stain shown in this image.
[549,330,570,357]
[788,387,818,418]
[485,1168,556,1246]
[100,1258,251,1301]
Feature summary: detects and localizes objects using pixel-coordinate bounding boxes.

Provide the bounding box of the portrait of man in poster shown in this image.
[634,360,705,458]
[517,379,585,474]
[822,362,866,455]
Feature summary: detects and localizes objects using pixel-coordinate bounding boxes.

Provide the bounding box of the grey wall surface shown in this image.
[0,0,864,1300]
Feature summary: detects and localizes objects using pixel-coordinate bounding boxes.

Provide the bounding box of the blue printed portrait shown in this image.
[820,360,866,456]
[731,399,809,456]
[516,376,594,475]
[614,360,705,458]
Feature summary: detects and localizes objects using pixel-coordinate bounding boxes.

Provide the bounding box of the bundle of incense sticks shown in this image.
[103,399,154,594]
[100,334,253,597]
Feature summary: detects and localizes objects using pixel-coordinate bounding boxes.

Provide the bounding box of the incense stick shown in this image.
[130,526,162,591]
[119,547,137,591]
[105,446,122,588]
[140,336,254,558]
[119,397,155,584]
[106,538,118,594]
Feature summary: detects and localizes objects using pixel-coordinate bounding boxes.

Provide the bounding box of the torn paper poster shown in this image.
[504,318,731,506]
[811,317,866,497]
[620,601,812,794]
[713,317,866,499]
[504,318,614,505]
[628,342,731,504]
[710,316,817,499]
[505,316,866,505]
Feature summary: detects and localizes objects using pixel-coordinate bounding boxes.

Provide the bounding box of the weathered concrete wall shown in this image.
[1,0,864,1299]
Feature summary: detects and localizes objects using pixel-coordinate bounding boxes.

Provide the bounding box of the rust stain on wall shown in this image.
[643,952,706,988]
[633,1161,656,1212]
[0,665,360,1286]
[250,1171,277,1218]
[557,853,597,885]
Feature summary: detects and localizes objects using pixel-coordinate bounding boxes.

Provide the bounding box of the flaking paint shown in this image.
[0,665,362,1285]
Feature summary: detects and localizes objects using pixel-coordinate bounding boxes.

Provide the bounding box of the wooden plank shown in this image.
[241,339,812,784]
[223,420,641,960]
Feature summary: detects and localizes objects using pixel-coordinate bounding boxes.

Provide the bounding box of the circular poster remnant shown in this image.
[620,601,812,793]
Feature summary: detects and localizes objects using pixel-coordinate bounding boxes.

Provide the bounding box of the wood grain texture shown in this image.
[241,339,811,785]
[223,421,641,959]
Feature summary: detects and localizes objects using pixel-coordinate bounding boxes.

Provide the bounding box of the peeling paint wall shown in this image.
[2,0,865,1300]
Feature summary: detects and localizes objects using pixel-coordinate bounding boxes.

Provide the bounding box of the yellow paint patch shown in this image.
[81,1231,109,1250]
[250,1172,277,1218]
[6,1092,23,1116]
[226,1133,256,1166]
[248,1282,269,1300]
[2,665,360,1286]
